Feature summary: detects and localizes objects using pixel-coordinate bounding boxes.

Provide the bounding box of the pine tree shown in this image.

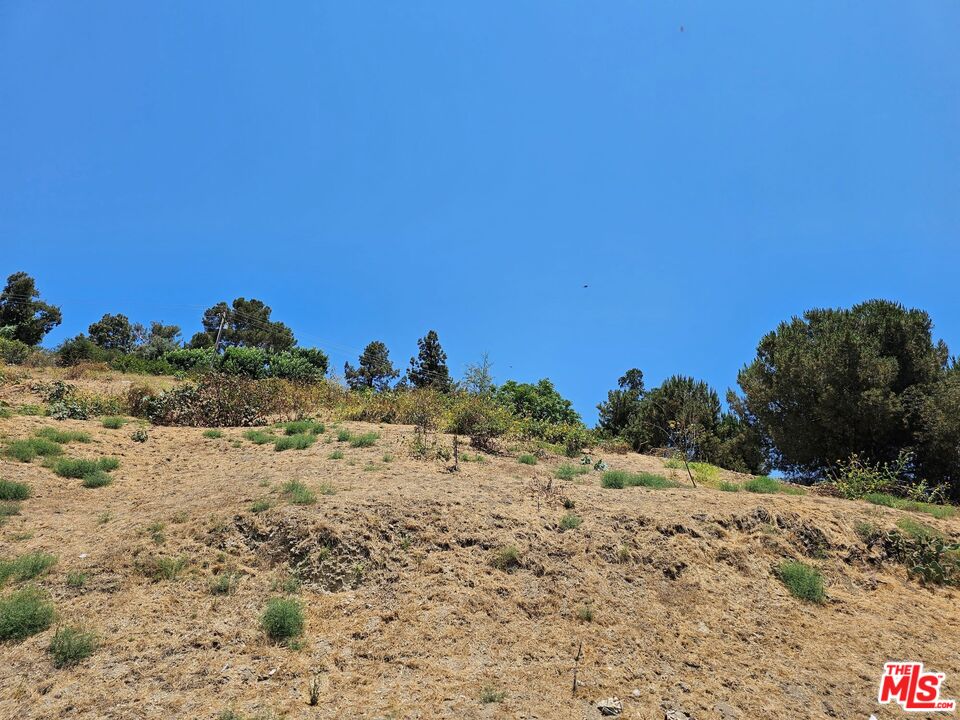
[407,330,452,391]
[344,341,399,391]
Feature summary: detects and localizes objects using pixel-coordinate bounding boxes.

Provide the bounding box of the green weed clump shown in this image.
[250,499,273,513]
[555,463,589,481]
[490,545,521,572]
[52,457,119,480]
[864,493,955,519]
[5,437,63,463]
[0,552,57,584]
[203,429,224,439]
[559,514,582,531]
[896,517,943,541]
[480,687,507,704]
[0,479,31,501]
[518,454,537,466]
[101,416,127,429]
[0,586,56,641]
[328,449,344,460]
[35,427,91,444]
[718,481,741,492]
[349,432,379,448]
[743,476,805,495]
[274,433,317,452]
[260,597,305,642]
[601,470,678,490]
[336,429,352,442]
[279,420,325,436]
[244,429,277,445]
[81,471,112,489]
[48,625,97,667]
[777,560,825,603]
[282,480,316,505]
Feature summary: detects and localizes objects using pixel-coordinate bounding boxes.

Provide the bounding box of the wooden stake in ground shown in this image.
[571,640,583,696]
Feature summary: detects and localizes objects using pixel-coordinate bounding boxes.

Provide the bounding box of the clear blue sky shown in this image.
[2,2,958,423]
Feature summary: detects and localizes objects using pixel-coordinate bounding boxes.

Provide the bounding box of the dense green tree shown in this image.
[195,298,295,352]
[597,368,645,435]
[0,272,62,346]
[736,300,950,480]
[496,378,581,425]
[56,334,105,366]
[407,330,452,391]
[623,375,722,457]
[345,341,399,391]
[88,313,136,352]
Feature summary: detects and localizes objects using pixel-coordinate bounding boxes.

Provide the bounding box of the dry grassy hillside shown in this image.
[1,368,958,720]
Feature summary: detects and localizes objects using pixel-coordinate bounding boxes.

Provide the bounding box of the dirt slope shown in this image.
[1,371,958,720]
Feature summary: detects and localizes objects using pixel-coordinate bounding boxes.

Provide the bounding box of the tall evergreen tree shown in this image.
[344,341,399,391]
[597,368,645,435]
[0,272,62,345]
[407,330,452,391]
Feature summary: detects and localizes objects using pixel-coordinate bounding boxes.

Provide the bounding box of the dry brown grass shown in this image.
[0,368,958,719]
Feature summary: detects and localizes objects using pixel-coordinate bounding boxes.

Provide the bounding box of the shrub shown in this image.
[518,454,537,466]
[328,450,344,460]
[130,427,148,443]
[203,429,224,439]
[244,430,277,445]
[777,561,826,603]
[48,625,97,667]
[886,530,960,586]
[336,429,352,442]
[6,437,63,463]
[559,514,582,531]
[34,427,90,444]
[555,463,589,481]
[219,346,268,378]
[490,545,521,572]
[479,687,507,704]
[81,471,112,489]
[66,572,87,588]
[576,605,594,622]
[274,434,316,452]
[601,470,677,489]
[349,432,379,448]
[448,394,511,451]
[282,480,316,505]
[52,457,119,479]
[718,481,741,492]
[268,351,324,381]
[102,416,126,429]
[260,597,305,641]
[0,479,31,500]
[0,552,57,584]
[0,337,32,365]
[132,374,281,427]
[164,348,217,373]
[0,586,55,640]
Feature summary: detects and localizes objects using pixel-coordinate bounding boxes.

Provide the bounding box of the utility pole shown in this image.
[213,312,227,355]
